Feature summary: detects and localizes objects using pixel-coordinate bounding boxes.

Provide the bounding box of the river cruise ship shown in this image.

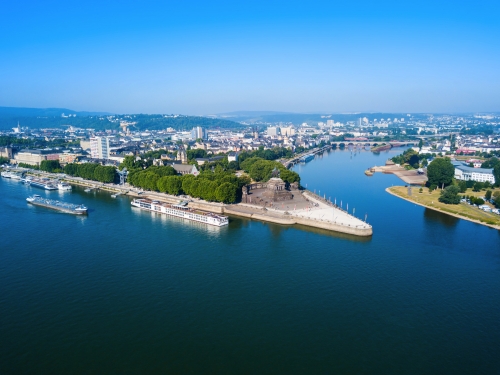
[23,177,57,190]
[26,195,88,215]
[131,198,229,226]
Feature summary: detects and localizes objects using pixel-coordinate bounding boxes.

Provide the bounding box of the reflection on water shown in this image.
[131,206,226,236]
[424,207,459,227]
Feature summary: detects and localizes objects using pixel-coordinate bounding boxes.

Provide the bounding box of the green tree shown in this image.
[427,158,455,189]
[457,180,467,193]
[215,182,238,203]
[485,190,492,201]
[494,164,500,187]
[438,185,461,204]
[40,160,61,173]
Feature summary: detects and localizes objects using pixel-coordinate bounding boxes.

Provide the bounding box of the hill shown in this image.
[0,107,244,131]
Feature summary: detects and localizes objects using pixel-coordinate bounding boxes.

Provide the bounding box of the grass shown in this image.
[388,186,500,228]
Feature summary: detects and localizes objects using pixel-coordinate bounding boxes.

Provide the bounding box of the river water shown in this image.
[1,147,499,374]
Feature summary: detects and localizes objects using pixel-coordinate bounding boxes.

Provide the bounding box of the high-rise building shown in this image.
[90,137,110,159]
[191,126,206,140]
[267,126,280,136]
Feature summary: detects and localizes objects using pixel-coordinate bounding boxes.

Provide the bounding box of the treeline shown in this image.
[64,163,116,183]
[0,114,244,131]
[240,157,300,184]
[392,149,433,168]
[125,164,250,203]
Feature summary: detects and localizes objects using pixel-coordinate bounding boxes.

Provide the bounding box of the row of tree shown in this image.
[239,157,300,184]
[64,163,117,183]
[125,164,250,203]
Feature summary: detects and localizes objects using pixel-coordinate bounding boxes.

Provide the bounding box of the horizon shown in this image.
[1,1,499,114]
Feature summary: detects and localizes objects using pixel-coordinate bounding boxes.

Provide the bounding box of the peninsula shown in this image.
[387,186,500,230]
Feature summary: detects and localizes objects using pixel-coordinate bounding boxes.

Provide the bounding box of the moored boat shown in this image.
[131,198,228,226]
[57,182,72,191]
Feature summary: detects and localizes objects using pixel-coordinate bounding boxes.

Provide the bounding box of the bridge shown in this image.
[330,141,415,148]
[282,145,332,169]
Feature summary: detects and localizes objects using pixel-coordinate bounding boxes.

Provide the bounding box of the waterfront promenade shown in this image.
[22,171,372,236]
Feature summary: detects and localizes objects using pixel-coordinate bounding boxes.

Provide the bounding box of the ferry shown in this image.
[26,195,87,215]
[131,198,229,226]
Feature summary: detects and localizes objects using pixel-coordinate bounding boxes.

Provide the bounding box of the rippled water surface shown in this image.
[1,148,499,374]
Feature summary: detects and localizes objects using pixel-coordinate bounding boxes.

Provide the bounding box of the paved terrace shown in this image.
[239,188,371,230]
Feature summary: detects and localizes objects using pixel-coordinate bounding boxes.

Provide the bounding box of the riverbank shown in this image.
[25,171,372,237]
[386,186,500,230]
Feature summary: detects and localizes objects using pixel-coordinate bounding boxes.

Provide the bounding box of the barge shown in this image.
[26,195,88,215]
[131,198,229,226]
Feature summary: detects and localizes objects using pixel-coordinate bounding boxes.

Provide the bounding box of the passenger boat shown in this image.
[299,154,315,163]
[57,182,72,191]
[131,198,229,226]
[26,194,87,215]
[24,177,57,190]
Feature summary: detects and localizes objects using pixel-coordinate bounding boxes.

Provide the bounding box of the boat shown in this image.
[1,171,14,178]
[84,188,92,192]
[25,177,57,190]
[131,198,229,226]
[26,194,88,215]
[57,182,72,191]
[299,154,315,163]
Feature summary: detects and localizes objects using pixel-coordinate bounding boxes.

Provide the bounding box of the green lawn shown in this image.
[388,186,500,227]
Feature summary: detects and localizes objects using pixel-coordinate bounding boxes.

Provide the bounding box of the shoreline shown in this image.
[385,187,500,231]
[25,172,373,237]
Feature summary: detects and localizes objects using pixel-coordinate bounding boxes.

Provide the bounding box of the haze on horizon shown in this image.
[1,1,499,115]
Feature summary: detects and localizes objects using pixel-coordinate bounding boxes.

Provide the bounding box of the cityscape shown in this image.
[1,1,500,374]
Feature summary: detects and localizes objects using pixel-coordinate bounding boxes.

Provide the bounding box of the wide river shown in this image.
[1,147,499,374]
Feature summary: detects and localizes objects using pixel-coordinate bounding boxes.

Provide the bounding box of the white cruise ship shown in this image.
[131,198,229,226]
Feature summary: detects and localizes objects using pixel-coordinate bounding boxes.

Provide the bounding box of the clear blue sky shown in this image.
[0,0,499,114]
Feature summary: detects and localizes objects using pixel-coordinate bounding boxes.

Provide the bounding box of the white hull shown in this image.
[131,199,228,226]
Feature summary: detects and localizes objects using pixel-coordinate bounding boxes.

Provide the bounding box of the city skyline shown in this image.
[1,0,499,115]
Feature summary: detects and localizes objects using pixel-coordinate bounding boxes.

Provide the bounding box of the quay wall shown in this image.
[27,172,371,236]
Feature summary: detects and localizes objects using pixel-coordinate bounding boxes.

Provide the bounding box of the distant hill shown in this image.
[0,106,112,118]
[0,107,244,131]
[213,111,416,125]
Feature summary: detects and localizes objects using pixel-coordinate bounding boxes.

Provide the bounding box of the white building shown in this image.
[267,127,280,136]
[452,161,495,183]
[191,126,206,140]
[90,137,110,159]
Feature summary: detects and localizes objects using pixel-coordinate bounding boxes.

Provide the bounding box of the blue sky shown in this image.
[0,0,499,114]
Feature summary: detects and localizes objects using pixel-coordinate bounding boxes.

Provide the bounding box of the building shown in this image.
[90,137,110,159]
[191,126,206,140]
[452,161,495,183]
[0,147,13,160]
[171,163,199,175]
[267,127,280,136]
[14,149,52,166]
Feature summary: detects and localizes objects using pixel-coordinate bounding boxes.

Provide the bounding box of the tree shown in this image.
[457,180,467,193]
[485,190,492,201]
[494,164,500,187]
[427,157,455,189]
[494,195,500,208]
[439,185,461,204]
[215,182,238,203]
[40,160,61,173]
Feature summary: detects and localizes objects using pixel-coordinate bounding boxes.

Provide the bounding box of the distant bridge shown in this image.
[282,145,331,169]
[330,141,415,148]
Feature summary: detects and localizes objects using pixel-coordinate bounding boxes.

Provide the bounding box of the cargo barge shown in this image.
[26,195,88,215]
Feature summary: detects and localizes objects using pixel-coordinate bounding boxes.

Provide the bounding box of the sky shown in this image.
[0,0,499,115]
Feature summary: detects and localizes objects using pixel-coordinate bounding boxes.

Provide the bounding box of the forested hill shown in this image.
[0,107,244,130]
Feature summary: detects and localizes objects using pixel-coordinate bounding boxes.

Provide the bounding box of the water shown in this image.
[1,148,499,374]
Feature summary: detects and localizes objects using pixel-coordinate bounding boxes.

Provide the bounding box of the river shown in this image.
[1,147,499,374]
